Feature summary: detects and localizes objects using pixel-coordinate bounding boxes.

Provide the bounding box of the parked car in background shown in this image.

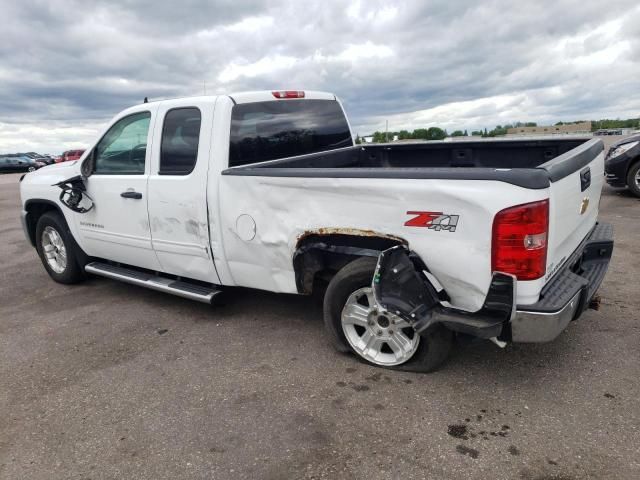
[23,152,55,165]
[0,156,46,173]
[605,133,640,197]
[55,150,85,163]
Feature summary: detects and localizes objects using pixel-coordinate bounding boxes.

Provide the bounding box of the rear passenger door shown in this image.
[147,100,220,284]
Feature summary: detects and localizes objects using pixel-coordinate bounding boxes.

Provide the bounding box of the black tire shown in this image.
[323,256,453,372]
[627,162,640,198]
[35,211,85,284]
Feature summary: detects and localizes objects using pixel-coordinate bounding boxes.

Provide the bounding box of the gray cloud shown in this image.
[1,0,639,152]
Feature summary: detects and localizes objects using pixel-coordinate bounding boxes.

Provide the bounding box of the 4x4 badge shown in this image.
[405,211,460,232]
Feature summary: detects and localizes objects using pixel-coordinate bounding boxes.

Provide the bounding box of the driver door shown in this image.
[76,108,162,271]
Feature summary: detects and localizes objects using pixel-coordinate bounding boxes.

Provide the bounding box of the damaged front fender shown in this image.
[54,175,94,213]
[372,246,515,339]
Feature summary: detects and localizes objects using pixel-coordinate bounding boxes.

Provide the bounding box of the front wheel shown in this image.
[323,257,453,372]
[627,162,640,198]
[35,212,85,284]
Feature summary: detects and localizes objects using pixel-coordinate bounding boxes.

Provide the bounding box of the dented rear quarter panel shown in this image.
[217,174,549,312]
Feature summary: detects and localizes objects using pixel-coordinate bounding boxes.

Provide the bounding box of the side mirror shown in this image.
[81,150,95,177]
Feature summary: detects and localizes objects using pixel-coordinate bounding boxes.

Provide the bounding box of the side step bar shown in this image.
[85,262,221,304]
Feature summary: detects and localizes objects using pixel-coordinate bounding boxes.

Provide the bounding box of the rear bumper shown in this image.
[511,222,614,342]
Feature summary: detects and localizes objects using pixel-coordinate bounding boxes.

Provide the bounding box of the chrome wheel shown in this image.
[41,226,67,274]
[341,287,420,366]
[27,166,36,172]
[635,169,640,189]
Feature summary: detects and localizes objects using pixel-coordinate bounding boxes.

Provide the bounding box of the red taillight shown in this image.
[272,90,305,99]
[491,200,549,281]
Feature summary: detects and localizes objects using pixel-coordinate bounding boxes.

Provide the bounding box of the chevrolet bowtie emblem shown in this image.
[580,197,590,215]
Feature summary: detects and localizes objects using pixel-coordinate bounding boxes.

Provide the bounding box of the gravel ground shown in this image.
[0,161,639,479]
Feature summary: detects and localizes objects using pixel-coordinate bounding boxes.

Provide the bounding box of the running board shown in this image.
[85,262,221,304]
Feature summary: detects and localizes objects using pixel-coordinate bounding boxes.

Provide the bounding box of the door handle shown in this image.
[580,167,591,192]
[121,191,142,199]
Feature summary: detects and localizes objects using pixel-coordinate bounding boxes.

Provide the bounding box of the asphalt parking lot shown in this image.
[1,167,639,480]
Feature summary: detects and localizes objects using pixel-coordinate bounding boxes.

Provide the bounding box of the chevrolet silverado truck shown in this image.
[19,90,614,372]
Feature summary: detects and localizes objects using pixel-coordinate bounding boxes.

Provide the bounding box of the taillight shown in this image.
[272,90,305,99]
[491,200,549,281]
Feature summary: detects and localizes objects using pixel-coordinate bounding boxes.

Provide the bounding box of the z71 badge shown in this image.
[405,211,460,232]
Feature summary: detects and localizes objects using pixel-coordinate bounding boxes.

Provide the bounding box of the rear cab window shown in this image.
[160,108,202,175]
[229,100,352,167]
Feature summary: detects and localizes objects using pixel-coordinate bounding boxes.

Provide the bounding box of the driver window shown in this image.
[94,111,151,174]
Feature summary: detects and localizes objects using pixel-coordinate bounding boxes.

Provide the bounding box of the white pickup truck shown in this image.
[20,90,613,372]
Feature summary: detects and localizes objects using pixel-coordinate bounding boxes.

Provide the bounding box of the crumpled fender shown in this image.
[372,245,516,339]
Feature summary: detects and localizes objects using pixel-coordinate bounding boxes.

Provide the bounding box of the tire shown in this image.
[626,162,640,198]
[35,211,85,284]
[323,256,453,372]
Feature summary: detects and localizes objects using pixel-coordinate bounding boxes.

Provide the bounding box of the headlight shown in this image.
[608,141,639,159]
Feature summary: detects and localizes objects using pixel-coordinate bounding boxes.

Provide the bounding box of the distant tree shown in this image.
[372,131,386,143]
[451,130,465,137]
[591,118,640,131]
[426,127,446,140]
[524,122,537,127]
[464,130,468,136]
[471,130,483,136]
[411,128,428,140]
[355,135,362,144]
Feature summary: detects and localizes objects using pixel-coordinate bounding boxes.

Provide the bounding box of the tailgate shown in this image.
[544,139,605,284]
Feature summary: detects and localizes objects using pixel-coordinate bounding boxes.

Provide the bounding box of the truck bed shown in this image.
[224,137,603,189]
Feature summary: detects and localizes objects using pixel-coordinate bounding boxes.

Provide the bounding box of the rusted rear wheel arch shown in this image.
[292,229,407,295]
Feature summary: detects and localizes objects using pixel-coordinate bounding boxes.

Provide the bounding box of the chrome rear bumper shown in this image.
[511,223,613,343]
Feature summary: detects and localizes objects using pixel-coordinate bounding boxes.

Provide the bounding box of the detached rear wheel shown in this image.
[342,287,420,366]
[35,212,85,284]
[323,256,453,372]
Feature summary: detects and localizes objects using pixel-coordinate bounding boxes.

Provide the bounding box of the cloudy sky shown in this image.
[1,0,639,153]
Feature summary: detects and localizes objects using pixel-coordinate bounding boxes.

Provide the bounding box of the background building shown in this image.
[507,122,592,135]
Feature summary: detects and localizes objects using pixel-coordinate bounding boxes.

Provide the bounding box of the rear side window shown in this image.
[229,100,352,167]
[160,108,202,175]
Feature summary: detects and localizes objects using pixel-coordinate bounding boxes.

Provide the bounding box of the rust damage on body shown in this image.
[295,227,407,250]
[293,227,408,295]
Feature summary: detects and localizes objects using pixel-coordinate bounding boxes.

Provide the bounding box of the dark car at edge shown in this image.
[605,133,640,197]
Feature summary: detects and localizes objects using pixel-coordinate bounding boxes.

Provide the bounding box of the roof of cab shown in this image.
[229,90,336,104]
[124,90,337,113]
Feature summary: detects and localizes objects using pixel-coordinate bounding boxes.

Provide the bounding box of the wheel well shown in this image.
[292,232,406,294]
[24,200,63,246]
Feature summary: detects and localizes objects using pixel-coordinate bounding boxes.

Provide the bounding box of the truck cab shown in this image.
[23,91,351,286]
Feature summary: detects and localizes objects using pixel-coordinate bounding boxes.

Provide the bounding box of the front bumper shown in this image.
[605,152,633,187]
[511,223,614,342]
